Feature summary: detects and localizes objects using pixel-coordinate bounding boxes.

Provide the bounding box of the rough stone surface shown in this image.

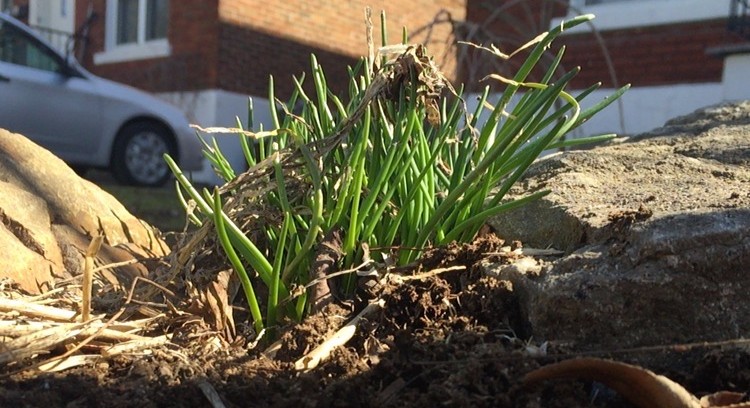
[487,101,750,350]
[0,129,169,294]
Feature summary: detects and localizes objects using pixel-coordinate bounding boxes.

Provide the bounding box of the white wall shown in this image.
[159,89,275,185]
[28,0,74,53]
[467,82,724,141]
[567,83,723,137]
[29,0,74,33]
[722,54,750,102]
[564,47,750,138]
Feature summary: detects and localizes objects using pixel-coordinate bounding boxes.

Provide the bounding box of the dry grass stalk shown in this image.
[82,235,103,322]
[0,297,78,321]
[21,287,67,302]
[0,321,93,364]
[0,276,169,372]
[37,354,102,373]
[391,265,466,282]
[102,334,172,357]
[294,299,385,372]
[0,319,148,341]
[0,316,163,365]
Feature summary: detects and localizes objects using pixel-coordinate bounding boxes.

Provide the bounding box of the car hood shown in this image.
[84,73,190,126]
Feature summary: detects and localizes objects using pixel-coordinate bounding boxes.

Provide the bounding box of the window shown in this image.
[145,0,168,40]
[94,0,170,64]
[0,20,62,72]
[115,0,168,45]
[116,0,138,45]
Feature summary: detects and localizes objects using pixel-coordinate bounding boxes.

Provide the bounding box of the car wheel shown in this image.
[111,122,177,187]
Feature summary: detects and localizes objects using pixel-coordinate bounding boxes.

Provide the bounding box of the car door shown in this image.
[0,18,102,162]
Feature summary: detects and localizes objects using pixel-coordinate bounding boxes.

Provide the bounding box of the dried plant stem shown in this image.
[102,334,172,357]
[392,265,466,282]
[524,358,698,407]
[294,299,385,371]
[0,297,77,321]
[522,357,750,408]
[82,236,103,322]
[37,354,101,373]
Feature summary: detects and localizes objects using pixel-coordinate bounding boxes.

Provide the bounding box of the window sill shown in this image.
[552,0,730,33]
[93,39,170,65]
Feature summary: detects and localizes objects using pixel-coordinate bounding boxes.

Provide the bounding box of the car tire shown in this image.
[111,122,177,187]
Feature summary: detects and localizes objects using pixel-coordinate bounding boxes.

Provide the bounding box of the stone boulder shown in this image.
[487,101,750,350]
[0,128,169,294]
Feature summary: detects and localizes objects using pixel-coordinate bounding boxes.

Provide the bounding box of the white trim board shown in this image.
[554,0,731,33]
[94,0,171,64]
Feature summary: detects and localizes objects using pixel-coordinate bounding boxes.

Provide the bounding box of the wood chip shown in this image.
[102,334,172,357]
[37,354,101,372]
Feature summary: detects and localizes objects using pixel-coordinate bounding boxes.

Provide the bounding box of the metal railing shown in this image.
[729,0,750,40]
[30,24,73,54]
[30,11,97,60]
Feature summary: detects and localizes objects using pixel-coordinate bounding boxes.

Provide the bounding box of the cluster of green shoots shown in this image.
[165,14,627,335]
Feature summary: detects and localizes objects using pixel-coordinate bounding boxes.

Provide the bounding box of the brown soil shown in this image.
[2,235,749,407]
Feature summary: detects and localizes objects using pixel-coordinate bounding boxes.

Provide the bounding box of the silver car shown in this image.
[0,12,203,186]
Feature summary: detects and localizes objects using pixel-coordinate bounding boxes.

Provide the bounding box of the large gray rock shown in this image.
[0,129,169,294]
[487,101,750,350]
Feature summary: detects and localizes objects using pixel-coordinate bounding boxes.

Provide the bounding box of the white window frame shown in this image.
[553,0,731,33]
[94,0,170,65]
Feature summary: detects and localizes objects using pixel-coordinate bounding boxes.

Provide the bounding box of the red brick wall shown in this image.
[558,19,746,89]
[216,23,359,99]
[459,0,568,90]
[14,1,745,95]
[74,0,88,33]
[80,0,220,93]
[217,0,466,98]
[74,0,464,98]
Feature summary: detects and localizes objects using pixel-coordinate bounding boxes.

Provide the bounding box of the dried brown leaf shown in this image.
[700,391,748,407]
[525,359,750,407]
[523,357,700,408]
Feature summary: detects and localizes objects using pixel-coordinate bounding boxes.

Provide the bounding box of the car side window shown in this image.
[0,20,62,73]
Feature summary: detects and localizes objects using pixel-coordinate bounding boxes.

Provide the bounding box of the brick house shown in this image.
[2,0,464,180]
[3,0,463,96]
[458,0,750,136]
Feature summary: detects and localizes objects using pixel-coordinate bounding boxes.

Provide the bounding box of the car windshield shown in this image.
[0,19,62,73]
